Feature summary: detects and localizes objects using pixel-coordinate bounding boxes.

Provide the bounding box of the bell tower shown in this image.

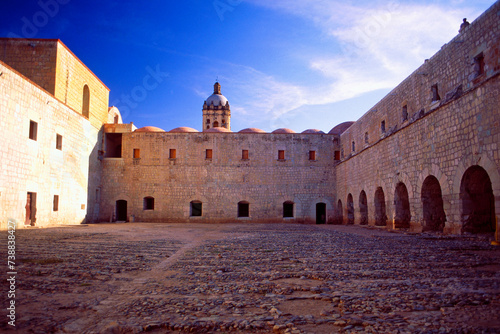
[202,81,231,131]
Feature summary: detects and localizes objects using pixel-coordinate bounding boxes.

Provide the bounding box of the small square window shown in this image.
[206,149,213,160]
[29,120,37,141]
[242,149,249,160]
[56,134,63,150]
[278,150,285,160]
[133,149,140,159]
[143,197,154,210]
[169,149,177,159]
[53,195,59,211]
[309,150,316,161]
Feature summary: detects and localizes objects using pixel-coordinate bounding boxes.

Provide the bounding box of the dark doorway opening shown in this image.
[116,200,127,221]
[105,133,123,158]
[374,187,387,226]
[460,165,495,233]
[316,202,326,224]
[283,201,294,218]
[25,192,37,226]
[238,201,249,218]
[421,175,446,232]
[394,182,411,228]
[359,190,368,225]
[347,194,354,225]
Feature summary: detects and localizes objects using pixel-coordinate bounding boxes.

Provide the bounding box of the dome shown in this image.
[205,94,228,107]
[238,128,266,134]
[328,122,355,135]
[272,128,296,134]
[134,126,165,132]
[205,127,232,133]
[169,127,199,133]
[204,81,229,107]
[301,129,325,134]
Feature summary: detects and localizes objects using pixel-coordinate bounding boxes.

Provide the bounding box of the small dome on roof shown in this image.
[205,127,232,133]
[328,122,355,135]
[238,128,266,134]
[301,129,325,134]
[272,128,296,134]
[169,127,199,133]
[204,82,229,107]
[134,126,165,132]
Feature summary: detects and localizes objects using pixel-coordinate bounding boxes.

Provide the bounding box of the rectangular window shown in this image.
[381,120,386,134]
[29,120,37,141]
[474,53,485,76]
[206,149,213,160]
[143,197,154,210]
[364,132,369,144]
[431,84,440,101]
[53,195,59,212]
[278,150,285,160]
[352,141,355,152]
[334,151,341,161]
[169,149,176,159]
[56,134,63,150]
[238,202,249,218]
[242,149,249,160]
[133,149,140,159]
[191,201,202,217]
[309,150,316,161]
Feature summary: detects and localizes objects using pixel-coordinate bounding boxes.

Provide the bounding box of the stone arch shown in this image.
[336,199,343,224]
[421,175,446,232]
[460,165,495,233]
[82,84,90,118]
[394,182,411,228]
[346,193,354,225]
[359,190,368,225]
[374,187,387,226]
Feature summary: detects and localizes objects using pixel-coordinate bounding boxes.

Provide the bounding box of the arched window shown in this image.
[213,121,219,128]
[143,197,154,210]
[190,201,202,217]
[82,84,90,118]
[238,201,249,217]
[283,201,294,218]
[421,175,446,232]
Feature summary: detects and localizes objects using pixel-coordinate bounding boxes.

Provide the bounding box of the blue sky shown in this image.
[1,0,495,132]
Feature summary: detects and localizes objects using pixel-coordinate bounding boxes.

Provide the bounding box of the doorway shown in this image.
[316,202,326,224]
[116,200,127,221]
[25,192,37,226]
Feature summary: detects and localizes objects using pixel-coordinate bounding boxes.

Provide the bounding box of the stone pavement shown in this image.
[1,223,499,333]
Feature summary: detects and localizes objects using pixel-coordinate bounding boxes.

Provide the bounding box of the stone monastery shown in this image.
[0,2,499,238]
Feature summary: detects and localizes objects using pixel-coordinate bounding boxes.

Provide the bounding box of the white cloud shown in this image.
[213,1,483,131]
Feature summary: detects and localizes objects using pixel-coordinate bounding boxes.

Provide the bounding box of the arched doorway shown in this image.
[316,202,326,224]
[460,165,495,233]
[421,175,446,232]
[359,190,368,225]
[394,182,410,228]
[116,200,127,221]
[347,194,354,225]
[336,200,343,224]
[374,187,387,226]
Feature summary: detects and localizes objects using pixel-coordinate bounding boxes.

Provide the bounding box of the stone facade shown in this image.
[0,2,498,235]
[99,129,338,224]
[0,39,112,229]
[336,3,500,234]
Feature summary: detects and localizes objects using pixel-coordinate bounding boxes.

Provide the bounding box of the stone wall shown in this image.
[336,2,500,234]
[99,132,339,224]
[0,38,110,129]
[0,60,102,229]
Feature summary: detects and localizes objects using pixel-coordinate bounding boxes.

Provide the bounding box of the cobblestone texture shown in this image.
[1,223,498,333]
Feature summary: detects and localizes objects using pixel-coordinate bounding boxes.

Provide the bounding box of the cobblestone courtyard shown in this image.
[1,223,499,333]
